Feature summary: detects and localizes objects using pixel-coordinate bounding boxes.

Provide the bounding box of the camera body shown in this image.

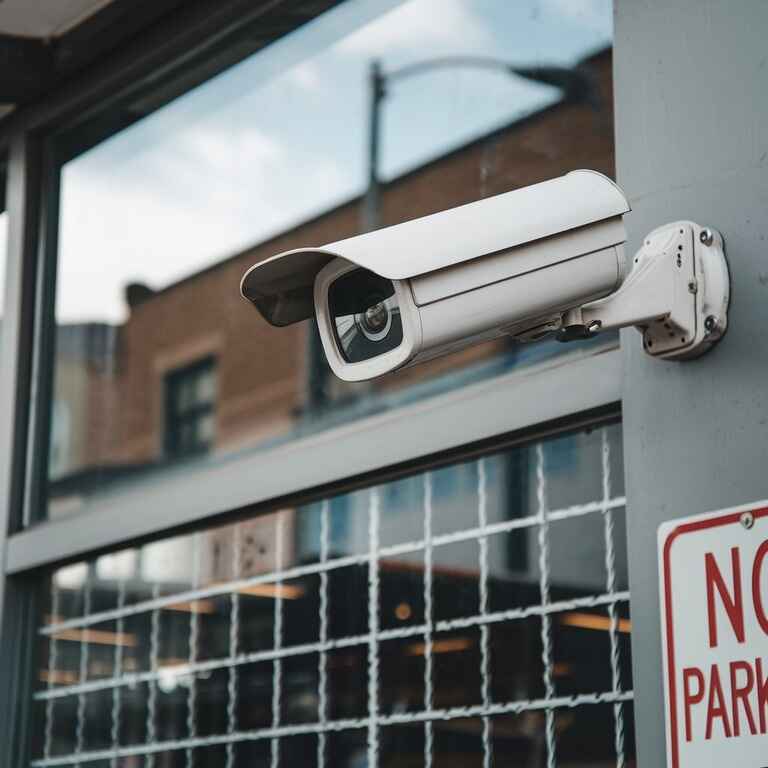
[241,170,730,381]
[242,170,630,382]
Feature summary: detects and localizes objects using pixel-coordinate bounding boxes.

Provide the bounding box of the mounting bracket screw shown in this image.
[704,315,718,334]
[741,511,755,530]
[699,229,714,246]
[687,279,698,294]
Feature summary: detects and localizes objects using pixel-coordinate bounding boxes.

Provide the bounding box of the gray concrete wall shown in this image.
[614,1,768,764]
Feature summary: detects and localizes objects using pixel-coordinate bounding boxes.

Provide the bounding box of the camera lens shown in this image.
[328,269,403,363]
[357,297,391,341]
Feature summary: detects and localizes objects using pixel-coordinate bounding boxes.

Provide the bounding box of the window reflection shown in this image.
[48,0,616,518]
[163,356,217,459]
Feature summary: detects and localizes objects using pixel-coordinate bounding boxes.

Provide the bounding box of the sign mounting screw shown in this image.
[741,511,755,529]
[699,228,714,246]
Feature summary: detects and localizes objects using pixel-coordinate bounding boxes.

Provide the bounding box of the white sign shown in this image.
[659,501,768,768]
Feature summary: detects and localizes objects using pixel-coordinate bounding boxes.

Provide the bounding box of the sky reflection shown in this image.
[56,0,611,323]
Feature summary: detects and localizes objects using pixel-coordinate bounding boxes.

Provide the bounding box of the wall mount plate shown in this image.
[568,220,730,361]
[641,222,729,360]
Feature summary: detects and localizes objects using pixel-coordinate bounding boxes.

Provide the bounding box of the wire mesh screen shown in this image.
[32,424,634,767]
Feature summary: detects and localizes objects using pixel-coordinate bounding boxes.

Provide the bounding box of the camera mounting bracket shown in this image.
[560,221,730,360]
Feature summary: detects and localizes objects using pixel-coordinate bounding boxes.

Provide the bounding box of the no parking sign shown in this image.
[659,502,768,767]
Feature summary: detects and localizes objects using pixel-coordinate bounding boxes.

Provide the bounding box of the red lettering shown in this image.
[729,660,757,736]
[753,540,768,635]
[757,658,768,734]
[705,664,733,739]
[683,667,706,742]
[705,548,745,647]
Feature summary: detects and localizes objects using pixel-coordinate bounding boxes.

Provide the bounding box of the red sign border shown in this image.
[661,503,768,767]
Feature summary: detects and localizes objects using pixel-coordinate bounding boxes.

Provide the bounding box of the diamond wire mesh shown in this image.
[32,427,632,767]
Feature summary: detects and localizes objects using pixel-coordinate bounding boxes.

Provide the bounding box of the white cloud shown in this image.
[57,181,267,323]
[179,127,283,173]
[55,122,354,324]
[337,0,494,57]
[286,61,323,91]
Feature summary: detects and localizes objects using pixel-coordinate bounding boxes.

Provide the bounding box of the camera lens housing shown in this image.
[328,268,403,363]
[314,258,422,382]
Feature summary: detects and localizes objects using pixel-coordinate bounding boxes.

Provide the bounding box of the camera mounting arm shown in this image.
[560,221,730,360]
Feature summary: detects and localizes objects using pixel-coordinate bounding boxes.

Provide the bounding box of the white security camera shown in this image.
[241,170,730,382]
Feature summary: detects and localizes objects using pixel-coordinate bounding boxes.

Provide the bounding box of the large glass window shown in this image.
[33,424,634,767]
[47,0,616,518]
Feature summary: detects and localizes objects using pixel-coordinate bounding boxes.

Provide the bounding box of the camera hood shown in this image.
[240,169,629,326]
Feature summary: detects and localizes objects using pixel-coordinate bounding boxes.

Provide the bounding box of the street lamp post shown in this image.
[362,56,595,232]
[363,59,386,236]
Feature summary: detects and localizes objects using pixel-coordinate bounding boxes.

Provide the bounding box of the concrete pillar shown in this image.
[614,1,768,764]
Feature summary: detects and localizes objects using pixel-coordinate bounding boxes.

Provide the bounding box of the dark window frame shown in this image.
[163,355,217,459]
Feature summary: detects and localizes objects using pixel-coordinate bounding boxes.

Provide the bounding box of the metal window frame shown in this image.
[7,345,622,575]
[0,132,50,768]
[164,354,218,458]
[0,0,346,155]
[0,3,625,767]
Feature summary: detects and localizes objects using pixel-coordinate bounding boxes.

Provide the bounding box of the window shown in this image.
[32,424,634,767]
[164,357,217,459]
[45,0,617,519]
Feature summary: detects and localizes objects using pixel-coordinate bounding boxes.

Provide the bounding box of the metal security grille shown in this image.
[32,426,633,767]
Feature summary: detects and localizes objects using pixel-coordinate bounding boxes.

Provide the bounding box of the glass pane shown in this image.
[195,366,217,404]
[175,376,197,413]
[33,424,634,766]
[47,0,616,519]
[196,411,215,445]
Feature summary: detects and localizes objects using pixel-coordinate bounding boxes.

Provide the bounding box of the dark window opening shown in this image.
[164,356,217,459]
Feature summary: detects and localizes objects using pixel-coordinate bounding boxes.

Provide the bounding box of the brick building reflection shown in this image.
[49,49,614,506]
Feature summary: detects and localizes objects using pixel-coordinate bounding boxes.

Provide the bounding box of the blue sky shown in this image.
[50,0,612,324]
